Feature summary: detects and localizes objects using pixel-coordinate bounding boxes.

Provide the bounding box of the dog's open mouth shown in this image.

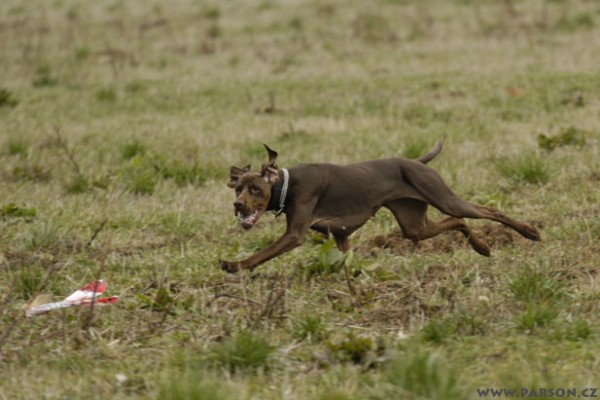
[238,210,263,229]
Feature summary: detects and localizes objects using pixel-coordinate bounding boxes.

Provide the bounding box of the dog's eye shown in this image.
[235,187,242,195]
[249,186,262,195]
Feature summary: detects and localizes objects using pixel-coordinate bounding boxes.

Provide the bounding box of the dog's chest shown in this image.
[310,208,378,236]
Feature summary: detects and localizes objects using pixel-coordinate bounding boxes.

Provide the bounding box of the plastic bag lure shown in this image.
[26,280,118,317]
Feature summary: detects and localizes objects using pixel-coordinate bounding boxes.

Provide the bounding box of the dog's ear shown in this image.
[261,144,279,184]
[264,144,278,165]
[227,165,250,188]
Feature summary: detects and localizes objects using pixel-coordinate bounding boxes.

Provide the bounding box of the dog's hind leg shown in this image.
[404,167,541,241]
[428,197,540,241]
[385,199,491,256]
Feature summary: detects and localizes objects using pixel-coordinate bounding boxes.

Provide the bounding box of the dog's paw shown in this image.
[519,225,541,242]
[468,236,491,257]
[527,227,541,242]
[219,259,242,274]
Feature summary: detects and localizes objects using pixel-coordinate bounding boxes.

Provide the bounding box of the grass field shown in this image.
[1,0,599,398]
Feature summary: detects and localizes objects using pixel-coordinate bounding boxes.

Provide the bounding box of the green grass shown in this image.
[293,314,328,342]
[374,346,462,400]
[65,174,91,194]
[1,0,600,398]
[157,373,237,400]
[23,220,63,251]
[4,139,29,156]
[210,331,275,374]
[0,87,19,107]
[496,153,553,185]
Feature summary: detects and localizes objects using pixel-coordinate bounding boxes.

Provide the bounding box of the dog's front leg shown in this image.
[220,231,305,273]
[220,202,315,273]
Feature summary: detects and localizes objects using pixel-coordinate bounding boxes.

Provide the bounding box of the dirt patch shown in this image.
[356,305,414,326]
[419,263,452,281]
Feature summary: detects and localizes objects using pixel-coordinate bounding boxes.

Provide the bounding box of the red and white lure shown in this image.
[26,280,118,317]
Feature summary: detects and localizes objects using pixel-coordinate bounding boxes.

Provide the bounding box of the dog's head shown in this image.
[227,145,280,229]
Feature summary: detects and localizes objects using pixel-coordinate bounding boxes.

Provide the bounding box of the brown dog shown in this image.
[220,139,540,273]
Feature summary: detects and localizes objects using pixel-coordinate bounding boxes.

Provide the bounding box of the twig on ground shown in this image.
[86,218,108,248]
[206,293,262,307]
[51,124,81,175]
[82,238,110,334]
[250,274,288,329]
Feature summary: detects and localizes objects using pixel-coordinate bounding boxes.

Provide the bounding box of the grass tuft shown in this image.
[315,390,355,400]
[161,160,210,187]
[508,266,563,304]
[537,126,587,151]
[0,87,19,107]
[96,87,117,102]
[303,240,348,278]
[13,265,44,300]
[374,346,462,400]
[120,139,147,160]
[24,220,62,250]
[5,139,28,156]
[510,266,564,333]
[421,319,455,344]
[556,12,595,32]
[210,331,275,374]
[120,155,159,195]
[293,314,328,342]
[1,203,36,220]
[326,333,377,365]
[156,372,234,400]
[12,165,52,182]
[496,154,552,184]
[402,139,430,160]
[515,304,559,333]
[65,174,91,194]
[421,311,487,343]
[32,64,58,87]
[564,319,593,341]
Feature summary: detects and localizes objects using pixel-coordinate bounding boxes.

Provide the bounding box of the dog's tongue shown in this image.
[240,211,258,229]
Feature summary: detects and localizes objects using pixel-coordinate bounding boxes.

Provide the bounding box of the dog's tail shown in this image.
[417,134,447,164]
